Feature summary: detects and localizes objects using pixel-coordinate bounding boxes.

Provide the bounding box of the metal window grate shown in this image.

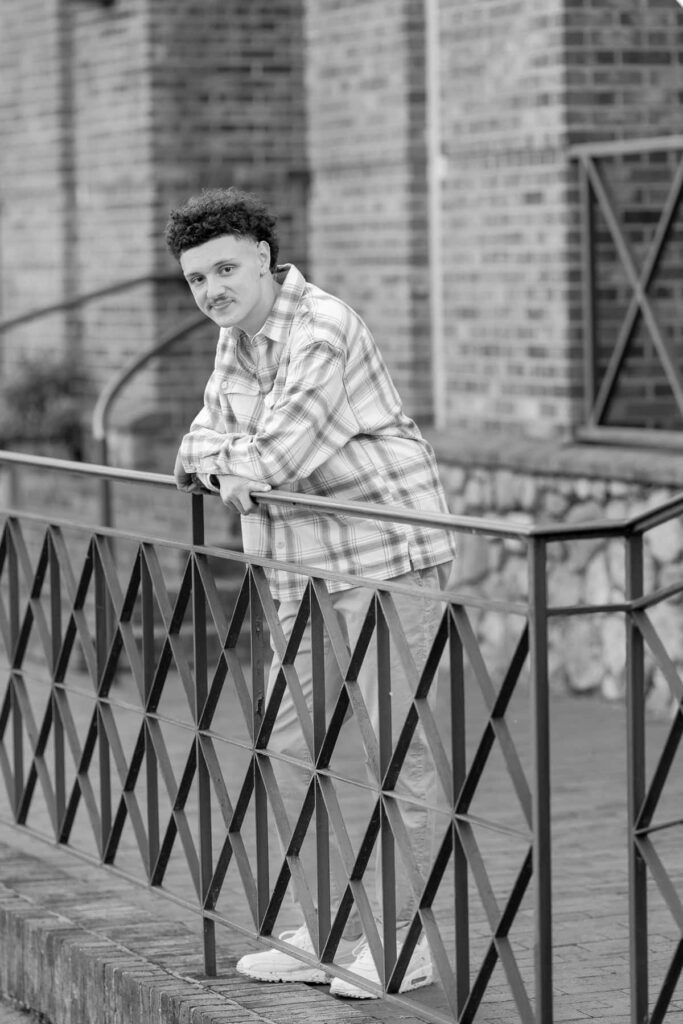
[570,134,683,446]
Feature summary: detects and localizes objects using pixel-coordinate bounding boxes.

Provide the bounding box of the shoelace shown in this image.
[280,924,313,950]
[350,940,376,967]
[352,937,427,965]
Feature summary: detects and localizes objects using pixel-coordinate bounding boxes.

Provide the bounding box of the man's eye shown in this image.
[219,265,233,275]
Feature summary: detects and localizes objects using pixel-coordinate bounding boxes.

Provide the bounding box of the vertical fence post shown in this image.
[7,464,20,510]
[49,531,66,833]
[141,550,159,882]
[449,610,470,1012]
[578,156,597,427]
[8,522,23,818]
[377,597,396,981]
[527,536,553,1023]
[94,539,112,857]
[96,439,117,682]
[250,568,269,931]
[98,434,113,530]
[625,532,648,1024]
[192,493,216,976]
[311,589,331,947]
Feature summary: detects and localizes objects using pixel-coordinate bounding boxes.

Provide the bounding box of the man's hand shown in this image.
[173,448,208,493]
[217,475,271,515]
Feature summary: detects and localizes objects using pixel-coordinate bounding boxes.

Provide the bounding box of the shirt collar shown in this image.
[254,263,306,344]
[217,264,305,350]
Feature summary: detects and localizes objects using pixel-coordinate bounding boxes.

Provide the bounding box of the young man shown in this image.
[166,187,454,999]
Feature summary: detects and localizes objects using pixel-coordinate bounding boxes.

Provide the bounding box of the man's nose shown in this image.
[206,275,226,299]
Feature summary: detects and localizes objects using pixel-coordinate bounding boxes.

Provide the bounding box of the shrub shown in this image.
[0,352,88,458]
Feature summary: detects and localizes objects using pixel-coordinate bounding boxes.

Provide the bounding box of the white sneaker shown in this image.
[330,935,433,999]
[236,924,325,983]
[235,924,356,984]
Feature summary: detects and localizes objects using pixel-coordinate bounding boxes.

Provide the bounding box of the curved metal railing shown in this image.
[0,274,179,335]
[0,272,201,529]
[89,313,206,528]
[90,314,206,448]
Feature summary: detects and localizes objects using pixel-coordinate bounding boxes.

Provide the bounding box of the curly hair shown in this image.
[165,187,279,268]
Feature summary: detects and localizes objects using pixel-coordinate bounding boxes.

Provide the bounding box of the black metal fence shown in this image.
[1,450,682,1023]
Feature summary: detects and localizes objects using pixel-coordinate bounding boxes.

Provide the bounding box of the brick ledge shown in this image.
[424,427,683,488]
[0,832,386,1024]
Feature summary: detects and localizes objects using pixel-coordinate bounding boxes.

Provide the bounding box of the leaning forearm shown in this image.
[180,429,271,482]
[182,429,329,487]
[191,440,286,485]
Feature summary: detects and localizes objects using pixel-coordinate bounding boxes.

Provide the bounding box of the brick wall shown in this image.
[437,0,578,437]
[68,0,157,379]
[0,0,159,433]
[436,0,683,439]
[145,0,309,443]
[563,1,683,433]
[304,0,433,420]
[0,0,68,365]
[2,0,683,449]
[0,0,308,455]
[149,0,308,268]
[565,0,683,143]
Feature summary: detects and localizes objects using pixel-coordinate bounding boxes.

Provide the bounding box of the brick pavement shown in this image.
[0,665,682,1022]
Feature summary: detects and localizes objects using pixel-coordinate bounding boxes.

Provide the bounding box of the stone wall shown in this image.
[430,429,683,717]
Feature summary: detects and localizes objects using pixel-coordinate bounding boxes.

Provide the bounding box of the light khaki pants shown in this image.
[265,562,452,939]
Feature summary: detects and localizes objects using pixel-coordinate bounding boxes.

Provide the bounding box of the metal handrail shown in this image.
[2,447,683,543]
[568,132,683,160]
[2,452,683,1020]
[0,270,194,528]
[88,312,206,530]
[0,273,179,334]
[0,264,207,527]
[0,448,529,539]
[91,313,206,444]
[0,458,548,1018]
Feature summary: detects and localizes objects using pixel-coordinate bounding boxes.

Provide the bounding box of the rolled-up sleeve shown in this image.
[179,372,231,488]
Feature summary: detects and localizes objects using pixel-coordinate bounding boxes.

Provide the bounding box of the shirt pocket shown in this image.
[219,378,263,433]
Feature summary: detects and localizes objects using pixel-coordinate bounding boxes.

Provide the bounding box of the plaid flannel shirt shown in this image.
[180,264,455,600]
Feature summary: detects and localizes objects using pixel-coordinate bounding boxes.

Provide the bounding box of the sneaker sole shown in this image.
[235,962,327,984]
[331,967,433,999]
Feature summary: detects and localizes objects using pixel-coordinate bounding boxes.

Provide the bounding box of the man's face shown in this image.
[180,234,272,335]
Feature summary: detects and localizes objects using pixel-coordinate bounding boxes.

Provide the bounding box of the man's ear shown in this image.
[257,240,271,274]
